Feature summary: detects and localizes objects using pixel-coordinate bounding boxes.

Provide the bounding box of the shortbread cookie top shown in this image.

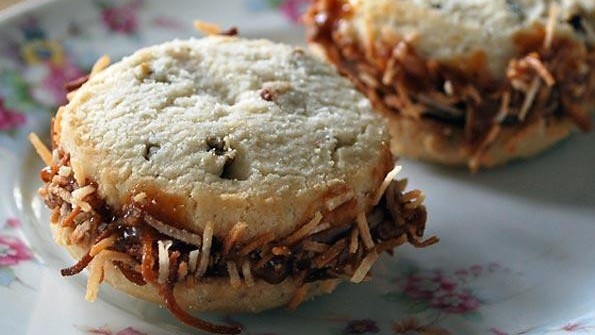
[59,36,391,240]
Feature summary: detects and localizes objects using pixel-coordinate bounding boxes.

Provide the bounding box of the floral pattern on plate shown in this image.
[0,218,33,287]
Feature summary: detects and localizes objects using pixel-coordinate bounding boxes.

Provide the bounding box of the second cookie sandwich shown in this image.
[306,0,594,170]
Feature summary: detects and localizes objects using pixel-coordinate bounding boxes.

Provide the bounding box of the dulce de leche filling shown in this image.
[36,148,436,334]
[305,0,594,169]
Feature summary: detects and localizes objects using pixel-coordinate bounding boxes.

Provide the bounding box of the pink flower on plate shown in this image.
[559,322,589,331]
[403,271,458,300]
[27,62,84,107]
[6,218,21,228]
[429,291,480,314]
[0,235,32,266]
[278,0,310,23]
[100,1,142,34]
[0,98,26,131]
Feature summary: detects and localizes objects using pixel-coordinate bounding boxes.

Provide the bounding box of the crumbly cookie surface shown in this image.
[342,0,594,76]
[59,36,390,239]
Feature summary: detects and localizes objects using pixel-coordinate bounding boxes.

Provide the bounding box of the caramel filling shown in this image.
[38,149,436,334]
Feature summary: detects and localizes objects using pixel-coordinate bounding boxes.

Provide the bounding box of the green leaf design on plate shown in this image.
[0,70,39,112]
[404,300,430,314]
[462,310,482,322]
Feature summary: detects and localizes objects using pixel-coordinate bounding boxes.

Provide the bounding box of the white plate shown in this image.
[1,0,594,334]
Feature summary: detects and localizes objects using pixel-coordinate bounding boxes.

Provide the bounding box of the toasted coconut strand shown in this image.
[70,159,86,186]
[349,227,359,254]
[28,133,53,166]
[177,261,188,281]
[90,55,110,76]
[64,74,90,92]
[223,221,247,256]
[58,166,72,177]
[71,184,95,201]
[61,252,93,276]
[399,189,422,203]
[196,221,214,279]
[470,125,502,171]
[254,248,276,269]
[114,260,146,286]
[70,220,93,244]
[272,246,291,256]
[157,240,173,284]
[518,77,541,121]
[159,255,242,335]
[144,214,202,247]
[132,192,147,203]
[303,240,329,253]
[282,211,323,246]
[226,261,242,289]
[89,235,117,257]
[356,212,374,250]
[85,256,104,302]
[544,3,560,50]
[325,191,355,211]
[409,235,440,248]
[240,232,276,256]
[62,206,81,227]
[309,222,331,235]
[75,201,92,213]
[373,165,402,205]
[141,230,156,282]
[525,55,555,86]
[48,185,72,203]
[287,284,309,311]
[350,251,379,283]
[85,250,133,302]
[193,20,222,35]
[71,185,96,212]
[188,249,200,273]
[313,239,347,268]
[404,192,426,210]
[241,260,255,287]
[50,207,61,224]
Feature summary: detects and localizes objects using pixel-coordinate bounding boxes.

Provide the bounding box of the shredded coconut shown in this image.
[356,212,374,250]
[29,133,53,166]
[226,261,241,289]
[188,249,200,273]
[89,235,117,257]
[90,55,111,77]
[350,251,379,283]
[193,20,222,35]
[241,260,255,287]
[373,165,402,205]
[283,212,323,245]
[157,240,173,284]
[325,191,355,211]
[195,221,214,279]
